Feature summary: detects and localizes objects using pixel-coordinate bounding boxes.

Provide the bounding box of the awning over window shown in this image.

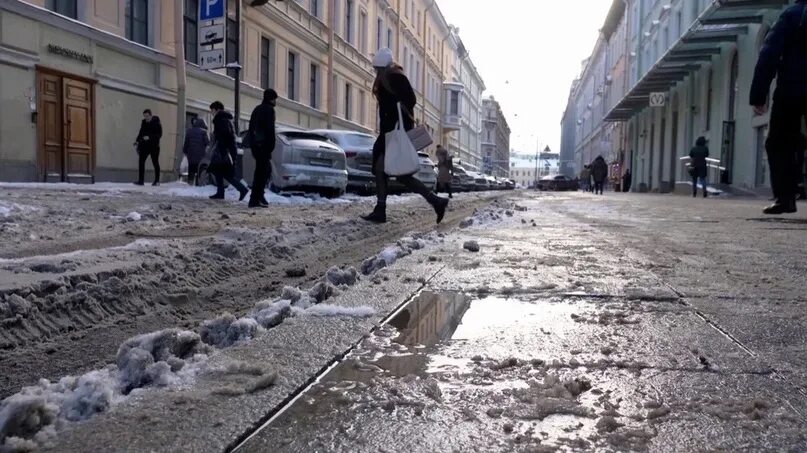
[604,0,789,122]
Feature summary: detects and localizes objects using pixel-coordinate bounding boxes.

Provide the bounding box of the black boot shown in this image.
[209,191,225,200]
[361,203,387,223]
[763,198,797,215]
[427,193,449,225]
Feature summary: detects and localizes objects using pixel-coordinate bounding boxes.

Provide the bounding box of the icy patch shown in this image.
[304,304,376,318]
[0,201,39,218]
[199,314,261,348]
[125,211,142,222]
[251,300,292,329]
[0,329,209,449]
[361,237,426,275]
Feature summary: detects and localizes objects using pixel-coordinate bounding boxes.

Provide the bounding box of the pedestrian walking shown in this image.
[361,48,449,224]
[591,156,608,195]
[688,137,710,198]
[436,145,454,199]
[208,101,249,201]
[134,109,163,186]
[579,166,591,192]
[247,89,277,209]
[182,118,209,186]
[750,0,807,214]
[622,168,632,193]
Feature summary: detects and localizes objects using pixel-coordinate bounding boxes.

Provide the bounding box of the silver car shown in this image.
[310,129,376,194]
[416,152,438,191]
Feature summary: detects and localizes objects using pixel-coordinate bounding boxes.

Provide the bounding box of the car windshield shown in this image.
[339,133,375,148]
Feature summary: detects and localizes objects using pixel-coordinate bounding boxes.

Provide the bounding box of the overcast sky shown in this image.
[436,0,613,155]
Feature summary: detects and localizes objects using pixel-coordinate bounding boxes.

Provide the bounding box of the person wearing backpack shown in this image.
[247,89,278,208]
[750,0,807,214]
[361,48,448,224]
[208,101,249,202]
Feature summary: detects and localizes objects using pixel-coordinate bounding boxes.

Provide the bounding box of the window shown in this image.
[376,18,383,51]
[449,91,459,116]
[345,0,354,44]
[416,11,421,35]
[359,91,366,124]
[260,37,275,90]
[227,17,238,78]
[415,60,420,91]
[310,0,320,18]
[359,11,368,54]
[46,0,77,19]
[184,0,198,63]
[344,83,352,120]
[387,28,393,49]
[288,52,299,101]
[310,64,319,109]
[706,68,713,130]
[125,0,149,46]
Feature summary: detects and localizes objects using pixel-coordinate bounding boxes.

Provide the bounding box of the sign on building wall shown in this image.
[649,92,666,107]
[199,0,226,70]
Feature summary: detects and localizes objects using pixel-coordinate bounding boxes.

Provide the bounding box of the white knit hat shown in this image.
[372,48,394,68]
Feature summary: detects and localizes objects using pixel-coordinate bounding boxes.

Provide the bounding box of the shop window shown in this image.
[125,0,149,46]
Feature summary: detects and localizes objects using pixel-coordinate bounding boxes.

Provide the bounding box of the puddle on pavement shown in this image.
[241,291,609,452]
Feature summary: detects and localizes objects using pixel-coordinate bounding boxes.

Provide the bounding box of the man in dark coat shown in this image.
[622,168,632,193]
[209,101,249,201]
[689,136,710,198]
[591,156,608,195]
[247,89,278,208]
[183,118,209,185]
[750,0,807,214]
[134,109,163,186]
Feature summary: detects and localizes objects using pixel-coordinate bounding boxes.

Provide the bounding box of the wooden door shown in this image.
[39,72,63,181]
[62,78,94,181]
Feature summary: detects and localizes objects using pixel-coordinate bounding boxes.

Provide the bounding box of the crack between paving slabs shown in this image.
[226,264,448,453]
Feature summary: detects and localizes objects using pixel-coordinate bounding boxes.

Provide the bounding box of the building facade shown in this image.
[0,0,490,182]
[481,96,510,177]
[563,0,794,194]
[509,152,559,188]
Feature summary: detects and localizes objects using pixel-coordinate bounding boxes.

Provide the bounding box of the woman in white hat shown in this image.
[361,48,449,224]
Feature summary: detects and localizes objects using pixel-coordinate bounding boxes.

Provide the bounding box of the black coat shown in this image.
[591,158,608,183]
[750,1,807,106]
[248,101,276,156]
[136,116,163,152]
[183,120,209,165]
[212,110,237,161]
[689,145,709,170]
[376,68,417,135]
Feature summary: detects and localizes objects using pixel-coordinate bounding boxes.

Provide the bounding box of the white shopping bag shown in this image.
[180,155,189,175]
[383,103,420,176]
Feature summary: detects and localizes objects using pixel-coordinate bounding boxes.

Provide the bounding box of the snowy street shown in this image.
[1,186,807,452]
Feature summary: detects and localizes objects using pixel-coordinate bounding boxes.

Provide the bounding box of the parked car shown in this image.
[536,174,574,191]
[453,165,475,192]
[415,152,438,191]
[309,129,376,194]
[467,171,490,191]
[451,174,467,192]
[240,129,348,198]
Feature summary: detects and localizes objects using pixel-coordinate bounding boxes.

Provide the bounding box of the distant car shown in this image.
[467,171,490,191]
[453,165,475,192]
[537,175,573,191]
[310,129,376,194]
[415,152,438,190]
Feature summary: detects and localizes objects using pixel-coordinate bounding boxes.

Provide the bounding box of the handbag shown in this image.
[407,124,433,151]
[384,103,420,176]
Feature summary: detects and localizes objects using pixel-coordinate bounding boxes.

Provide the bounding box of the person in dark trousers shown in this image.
[750,0,807,214]
[247,89,278,208]
[436,145,454,198]
[622,168,632,193]
[134,109,163,186]
[797,133,807,200]
[361,48,448,224]
[689,136,710,198]
[208,101,249,201]
[182,118,209,186]
[591,156,608,195]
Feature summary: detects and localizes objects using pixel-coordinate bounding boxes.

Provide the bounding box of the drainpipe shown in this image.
[621,0,631,172]
[173,0,187,179]
[421,0,436,125]
[437,29,451,145]
[327,0,335,128]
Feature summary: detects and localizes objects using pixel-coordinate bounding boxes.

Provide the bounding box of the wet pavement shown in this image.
[237,193,807,453]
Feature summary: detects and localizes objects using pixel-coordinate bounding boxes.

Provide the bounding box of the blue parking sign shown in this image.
[199,0,225,21]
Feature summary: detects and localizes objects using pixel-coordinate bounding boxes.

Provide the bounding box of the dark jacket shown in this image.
[212,110,237,160]
[750,1,807,106]
[689,145,710,170]
[247,101,276,156]
[591,158,608,183]
[183,120,209,165]
[376,66,417,134]
[135,116,163,152]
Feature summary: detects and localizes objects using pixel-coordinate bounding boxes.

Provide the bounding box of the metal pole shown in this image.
[327,0,335,128]
[173,0,187,180]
